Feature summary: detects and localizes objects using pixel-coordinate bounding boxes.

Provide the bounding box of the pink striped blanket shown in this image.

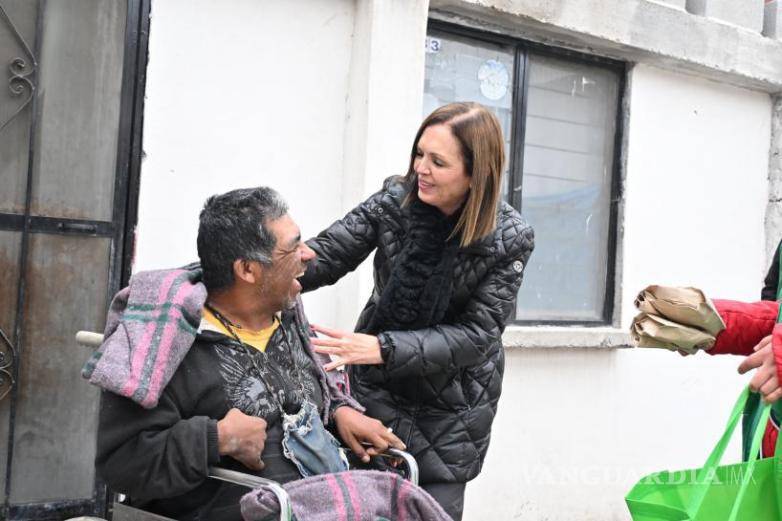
[240,470,451,521]
[81,266,206,409]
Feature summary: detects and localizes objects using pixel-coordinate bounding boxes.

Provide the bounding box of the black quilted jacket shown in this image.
[762,237,782,301]
[300,177,534,484]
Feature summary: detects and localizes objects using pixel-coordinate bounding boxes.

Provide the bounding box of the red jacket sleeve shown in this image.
[707,299,779,356]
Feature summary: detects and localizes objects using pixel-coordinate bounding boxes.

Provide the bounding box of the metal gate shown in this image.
[0,0,148,518]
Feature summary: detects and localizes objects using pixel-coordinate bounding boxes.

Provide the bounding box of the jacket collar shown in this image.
[393,178,501,257]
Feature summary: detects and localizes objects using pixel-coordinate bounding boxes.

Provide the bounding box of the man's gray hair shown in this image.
[197,186,289,291]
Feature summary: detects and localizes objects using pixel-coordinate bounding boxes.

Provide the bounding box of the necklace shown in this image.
[205,302,310,415]
[206,303,273,331]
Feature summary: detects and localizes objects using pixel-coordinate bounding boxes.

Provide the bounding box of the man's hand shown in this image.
[310,324,383,371]
[738,335,782,403]
[332,406,405,463]
[217,408,268,471]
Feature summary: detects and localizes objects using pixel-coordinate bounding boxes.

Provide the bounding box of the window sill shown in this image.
[502,325,632,349]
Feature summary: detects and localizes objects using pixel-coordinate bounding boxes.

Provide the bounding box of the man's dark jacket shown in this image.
[762,238,782,301]
[95,302,360,521]
[300,177,535,484]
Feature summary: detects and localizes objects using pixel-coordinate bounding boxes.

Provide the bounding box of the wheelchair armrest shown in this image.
[107,469,292,521]
[208,466,292,521]
[381,448,419,486]
[207,448,417,521]
[76,330,103,348]
[344,447,419,486]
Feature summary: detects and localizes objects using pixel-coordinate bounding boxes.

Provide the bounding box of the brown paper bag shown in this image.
[635,285,725,336]
[630,312,716,354]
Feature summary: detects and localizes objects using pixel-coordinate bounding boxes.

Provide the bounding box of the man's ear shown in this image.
[233,259,262,284]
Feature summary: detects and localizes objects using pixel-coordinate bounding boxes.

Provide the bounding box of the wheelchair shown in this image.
[74,331,419,521]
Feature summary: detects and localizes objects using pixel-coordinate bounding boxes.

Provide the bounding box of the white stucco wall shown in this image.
[621,65,771,322]
[134,0,357,326]
[134,2,775,520]
[465,65,772,520]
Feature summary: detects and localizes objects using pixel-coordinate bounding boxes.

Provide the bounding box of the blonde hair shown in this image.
[404,102,505,247]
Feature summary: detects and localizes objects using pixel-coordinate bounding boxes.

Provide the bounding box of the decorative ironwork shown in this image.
[0,2,37,133]
[0,327,15,402]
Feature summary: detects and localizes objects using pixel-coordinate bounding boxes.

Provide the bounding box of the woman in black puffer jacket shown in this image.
[300,102,534,520]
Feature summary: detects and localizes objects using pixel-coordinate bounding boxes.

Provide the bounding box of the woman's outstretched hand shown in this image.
[310,324,383,371]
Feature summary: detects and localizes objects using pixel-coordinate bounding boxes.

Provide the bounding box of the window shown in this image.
[424,24,623,324]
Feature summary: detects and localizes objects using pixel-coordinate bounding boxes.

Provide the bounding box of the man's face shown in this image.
[259,214,315,311]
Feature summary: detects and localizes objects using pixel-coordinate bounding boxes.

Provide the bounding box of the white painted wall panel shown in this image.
[621,65,771,327]
[135,0,356,325]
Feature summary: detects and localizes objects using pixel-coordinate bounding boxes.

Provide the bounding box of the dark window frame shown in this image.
[427,20,626,326]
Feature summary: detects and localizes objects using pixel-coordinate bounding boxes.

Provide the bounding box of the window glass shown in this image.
[516,54,619,322]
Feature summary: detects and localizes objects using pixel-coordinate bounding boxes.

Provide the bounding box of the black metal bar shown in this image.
[121,0,151,288]
[601,64,629,326]
[93,1,150,517]
[110,0,141,298]
[505,46,521,211]
[510,49,530,323]
[4,0,43,514]
[0,214,115,237]
[0,214,22,229]
[512,50,530,214]
[8,497,96,520]
[427,19,625,72]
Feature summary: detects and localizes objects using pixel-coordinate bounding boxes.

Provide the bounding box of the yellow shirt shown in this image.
[202,307,279,353]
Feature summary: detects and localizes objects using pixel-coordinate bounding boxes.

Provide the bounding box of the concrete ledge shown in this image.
[502,325,632,349]
[686,0,763,33]
[651,0,686,10]
[430,0,782,93]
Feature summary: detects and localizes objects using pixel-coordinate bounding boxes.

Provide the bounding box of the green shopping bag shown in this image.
[742,241,782,462]
[626,387,781,520]
[741,391,782,462]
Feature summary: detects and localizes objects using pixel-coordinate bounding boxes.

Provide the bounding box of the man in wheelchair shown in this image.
[95,187,403,521]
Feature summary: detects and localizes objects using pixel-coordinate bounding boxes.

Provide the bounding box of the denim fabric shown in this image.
[281,401,348,478]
